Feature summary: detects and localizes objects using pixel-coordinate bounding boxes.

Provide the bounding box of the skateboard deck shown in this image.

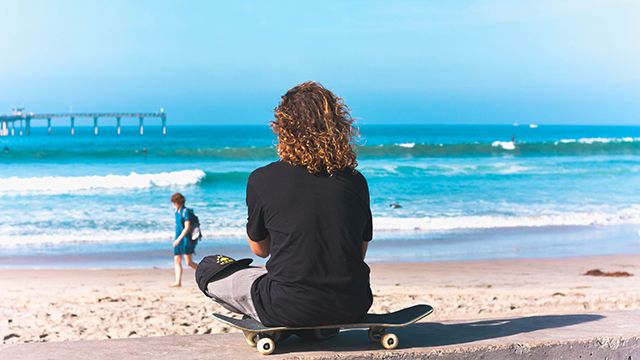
[212,304,433,355]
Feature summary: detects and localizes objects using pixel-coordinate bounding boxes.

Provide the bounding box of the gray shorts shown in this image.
[206,266,267,322]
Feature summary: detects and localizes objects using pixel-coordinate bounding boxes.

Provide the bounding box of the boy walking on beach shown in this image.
[197,82,373,327]
[170,192,198,287]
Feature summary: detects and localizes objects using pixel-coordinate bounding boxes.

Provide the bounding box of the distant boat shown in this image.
[529,123,538,129]
[513,122,520,127]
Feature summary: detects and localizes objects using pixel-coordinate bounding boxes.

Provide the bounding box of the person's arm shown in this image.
[246,175,271,257]
[173,220,190,247]
[361,241,368,260]
[248,235,271,258]
[361,173,373,261]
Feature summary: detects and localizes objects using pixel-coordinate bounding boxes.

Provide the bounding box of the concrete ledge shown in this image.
[2,311,640,359]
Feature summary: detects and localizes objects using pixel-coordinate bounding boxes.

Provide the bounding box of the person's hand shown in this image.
[173,239,181,248]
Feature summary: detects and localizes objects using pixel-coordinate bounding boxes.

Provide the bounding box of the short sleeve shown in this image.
[246,179,268,241]
[363,211,373,242]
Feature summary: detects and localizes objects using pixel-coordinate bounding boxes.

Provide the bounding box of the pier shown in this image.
[0,108,167,136]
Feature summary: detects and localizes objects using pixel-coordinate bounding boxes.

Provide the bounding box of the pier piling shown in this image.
[47,118,52,135]
[116,117,121,135]
[139,117,144,136]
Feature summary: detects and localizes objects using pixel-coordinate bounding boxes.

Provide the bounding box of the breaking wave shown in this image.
[2,137,640,160]
[373,206,640,232]
[0,169,207,195]
[2,206,639,248]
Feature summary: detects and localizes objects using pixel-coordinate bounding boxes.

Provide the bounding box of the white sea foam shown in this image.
[491,141,516,150]
[0,227,245,248]
[4,206,640,249]
[397,142,416,148]
[373,206,640,232]
[491,163,532,174]
[0,224,246,248]
[554,137,640,145]
[0,169,206,195]
[0,230,173,247]
[359,161,538,176]
[431,163,533,175]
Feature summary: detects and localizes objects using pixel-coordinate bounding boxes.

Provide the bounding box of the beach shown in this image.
[4,1,640,357]
[2,253,638,344]
[2,125,640,347]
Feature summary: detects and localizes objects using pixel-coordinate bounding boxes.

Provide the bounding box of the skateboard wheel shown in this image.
[368,328,384,342]
[243,331,257,347]
[257,337,275,355]
[381,333,398,350]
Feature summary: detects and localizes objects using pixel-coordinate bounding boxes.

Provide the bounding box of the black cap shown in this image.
[195,255,253,296]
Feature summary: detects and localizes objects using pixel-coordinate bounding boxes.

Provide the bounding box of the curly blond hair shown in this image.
[271,81,359,175]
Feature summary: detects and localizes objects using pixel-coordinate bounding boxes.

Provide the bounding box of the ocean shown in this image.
[1,124,639,268]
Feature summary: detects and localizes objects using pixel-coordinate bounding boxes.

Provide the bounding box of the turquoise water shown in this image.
[1,124,640,268]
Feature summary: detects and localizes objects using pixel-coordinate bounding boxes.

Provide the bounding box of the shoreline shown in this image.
[1,250,639,269]
[2,253,639,344]
[2,223,639,269]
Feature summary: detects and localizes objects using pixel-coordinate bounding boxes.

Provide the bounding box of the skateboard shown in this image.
[212,304,433,355]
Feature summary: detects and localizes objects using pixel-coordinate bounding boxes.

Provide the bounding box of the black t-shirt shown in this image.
[246,161,373,327]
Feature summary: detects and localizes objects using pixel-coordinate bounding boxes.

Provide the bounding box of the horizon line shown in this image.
[15,122,640,127]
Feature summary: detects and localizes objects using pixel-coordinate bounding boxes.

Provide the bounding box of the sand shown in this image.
[1,254,639,344]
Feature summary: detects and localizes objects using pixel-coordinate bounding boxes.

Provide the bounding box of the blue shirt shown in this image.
[175,206,191,239]
[174,206,196,255]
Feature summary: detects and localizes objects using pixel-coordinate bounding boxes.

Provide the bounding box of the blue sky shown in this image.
[1,0,638,125]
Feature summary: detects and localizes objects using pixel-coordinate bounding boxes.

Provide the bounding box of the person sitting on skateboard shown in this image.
[197,81,373,327]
